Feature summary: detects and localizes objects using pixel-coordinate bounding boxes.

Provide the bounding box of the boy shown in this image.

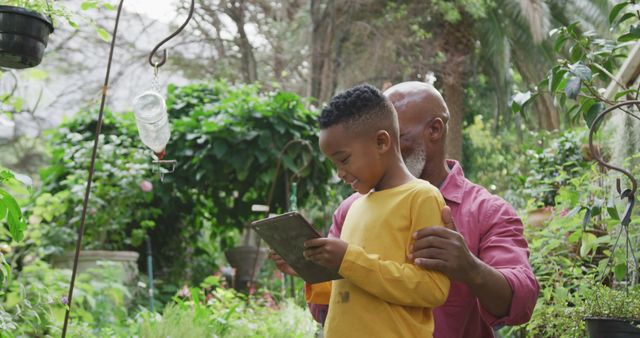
[303,84,450,337]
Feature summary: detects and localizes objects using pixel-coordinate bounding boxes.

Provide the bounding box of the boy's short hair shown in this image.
[319,84,399,137]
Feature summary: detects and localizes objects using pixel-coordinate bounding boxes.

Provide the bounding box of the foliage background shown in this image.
[2,0,640,337]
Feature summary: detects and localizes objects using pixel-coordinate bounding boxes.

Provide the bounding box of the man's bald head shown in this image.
[383,81,450,128]
[382,81,449,180]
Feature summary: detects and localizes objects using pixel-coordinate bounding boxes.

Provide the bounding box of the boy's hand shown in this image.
[303,238,348,270]
[268,250,299,277]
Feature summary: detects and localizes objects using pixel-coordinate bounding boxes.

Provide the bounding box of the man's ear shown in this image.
[375,130,391,153]
[425,118,445,141]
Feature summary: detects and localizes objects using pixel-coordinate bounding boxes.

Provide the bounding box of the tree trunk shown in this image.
[441,21,474,161]
[227,0,258,83]
[310,0,335,103]
[442,60,465,161]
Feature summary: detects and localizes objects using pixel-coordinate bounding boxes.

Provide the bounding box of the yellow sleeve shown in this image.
[338,191,450,307]
[305,281,332,304]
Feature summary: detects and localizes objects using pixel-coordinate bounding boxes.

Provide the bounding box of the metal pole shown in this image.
[61,1,125,336]
[146,235,155,312]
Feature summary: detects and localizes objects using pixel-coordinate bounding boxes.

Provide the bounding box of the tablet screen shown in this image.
[251,212,343,284]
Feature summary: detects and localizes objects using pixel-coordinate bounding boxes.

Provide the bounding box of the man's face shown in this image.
[319,124,382,194]
[403,139,427,178]
[397,108,428,179]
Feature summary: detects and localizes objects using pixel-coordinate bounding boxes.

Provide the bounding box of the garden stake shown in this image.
[62,1,195,336]
[146,235,155,312]
[62,1,125,336]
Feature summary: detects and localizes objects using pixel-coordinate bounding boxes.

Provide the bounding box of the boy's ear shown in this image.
[375,130,391,153]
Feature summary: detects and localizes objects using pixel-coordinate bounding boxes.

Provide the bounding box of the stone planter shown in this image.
[52,250,139,285]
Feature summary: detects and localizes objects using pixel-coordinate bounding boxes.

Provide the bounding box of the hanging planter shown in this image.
[0,5,54,69]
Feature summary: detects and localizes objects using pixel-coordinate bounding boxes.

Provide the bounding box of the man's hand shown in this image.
[409,206,481,284]
[303,238,348,270]
[268,250,299,277]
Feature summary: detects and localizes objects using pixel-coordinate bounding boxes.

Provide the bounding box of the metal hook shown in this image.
[148,0,196,69]
[588,100,639,227]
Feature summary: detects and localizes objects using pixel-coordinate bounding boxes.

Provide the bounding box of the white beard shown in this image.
[404,144,427,178]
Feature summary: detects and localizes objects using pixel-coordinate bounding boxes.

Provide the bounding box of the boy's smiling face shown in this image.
[319,123,384,194]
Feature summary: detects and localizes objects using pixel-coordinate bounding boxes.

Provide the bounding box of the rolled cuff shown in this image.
[480,267,539,326]
[305,281,332,305]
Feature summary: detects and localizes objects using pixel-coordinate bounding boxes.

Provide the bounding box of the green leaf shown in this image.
[27,69,48,80]
[584,102,604,127]
[609,2,630,24]
[568,230,582,243]
[618,25,640,42]
[12,97,23,112]
[570,63,592,82]
[511,100,521,114]
[570,45,584,62]
[614,263,627,281]
[564,76,581,100]
[97,27,111,42]
[580,232,597,257]
[81,2,98,10]
[554,35,569,52]
[607,204,620,221]
[0,190,24,242]
[617,12,636,26]
[614,89,638,100]
[549,67,567,93]
[566,22,579,36]
[212,141,228,158]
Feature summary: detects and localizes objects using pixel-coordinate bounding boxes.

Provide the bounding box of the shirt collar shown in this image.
[439,159,465,204]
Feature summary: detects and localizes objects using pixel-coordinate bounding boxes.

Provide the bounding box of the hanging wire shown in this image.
[588,101,639,288]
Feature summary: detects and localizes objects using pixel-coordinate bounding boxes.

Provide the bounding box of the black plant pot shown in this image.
[585,317,640,338]
[225,245,268,292]
[0,5,54,69]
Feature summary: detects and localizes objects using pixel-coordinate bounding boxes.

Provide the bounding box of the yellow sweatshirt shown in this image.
[320,179,450,338]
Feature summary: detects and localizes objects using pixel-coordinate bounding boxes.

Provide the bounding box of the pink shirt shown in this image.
[311,160,539,337]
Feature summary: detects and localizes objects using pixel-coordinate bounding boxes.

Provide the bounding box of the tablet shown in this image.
[251,211,342,284]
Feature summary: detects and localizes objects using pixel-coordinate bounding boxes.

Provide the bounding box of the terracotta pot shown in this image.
[527,207,554,227]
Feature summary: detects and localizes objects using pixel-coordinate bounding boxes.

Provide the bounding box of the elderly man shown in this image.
[274,81,538,337]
